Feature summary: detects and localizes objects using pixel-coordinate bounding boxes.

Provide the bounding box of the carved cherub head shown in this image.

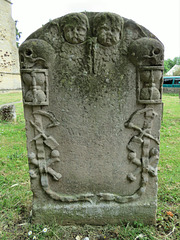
[62,13,89,44]
[94,12,123,47]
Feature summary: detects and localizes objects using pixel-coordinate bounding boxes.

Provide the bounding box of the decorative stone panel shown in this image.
[19,12,164,225]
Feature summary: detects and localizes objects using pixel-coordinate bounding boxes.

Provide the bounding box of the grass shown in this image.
[0,91,22,105]
[159,94,180,206]
[0,91,179,239]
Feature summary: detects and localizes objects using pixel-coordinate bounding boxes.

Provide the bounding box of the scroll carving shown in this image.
[125,108,159,183]
[29,109,94,202]
[29,150,62,181]
[98,107,159,203]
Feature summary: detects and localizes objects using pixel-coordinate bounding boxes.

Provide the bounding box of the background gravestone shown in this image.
[19,12,164,225]
[0,104,16,121]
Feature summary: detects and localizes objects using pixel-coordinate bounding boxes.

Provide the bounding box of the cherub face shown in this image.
[97,23,121,46]
[63,23,87,44]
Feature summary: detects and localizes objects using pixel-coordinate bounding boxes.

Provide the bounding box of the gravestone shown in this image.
[0,104,16,121]
[19,12,164,225]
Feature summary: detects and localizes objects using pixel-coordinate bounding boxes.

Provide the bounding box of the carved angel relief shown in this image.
[92,13,123,74]
[58,12,124,75]
[59,13,90,74]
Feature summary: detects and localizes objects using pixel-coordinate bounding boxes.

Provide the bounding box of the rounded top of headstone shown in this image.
[23,11,162,52]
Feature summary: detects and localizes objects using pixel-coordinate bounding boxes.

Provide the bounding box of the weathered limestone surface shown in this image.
[19,12,164,225]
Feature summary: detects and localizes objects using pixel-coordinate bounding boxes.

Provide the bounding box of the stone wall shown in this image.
[0,0,21,91]
[163,87,180,94]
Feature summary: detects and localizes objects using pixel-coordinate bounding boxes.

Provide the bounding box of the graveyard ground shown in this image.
[0,92,179,240]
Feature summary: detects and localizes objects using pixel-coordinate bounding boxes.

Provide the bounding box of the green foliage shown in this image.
[0,92,180,239]
[173,68,180,76]
[15,20,22,48]
[164,56,180,74]
[173,57,180,65]
[164,59,174,74]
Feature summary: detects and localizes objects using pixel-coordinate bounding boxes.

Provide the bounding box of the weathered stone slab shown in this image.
[19,12,164,225]
[0,104,16,121]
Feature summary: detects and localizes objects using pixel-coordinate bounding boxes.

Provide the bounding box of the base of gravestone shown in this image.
[32,200,157,225]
